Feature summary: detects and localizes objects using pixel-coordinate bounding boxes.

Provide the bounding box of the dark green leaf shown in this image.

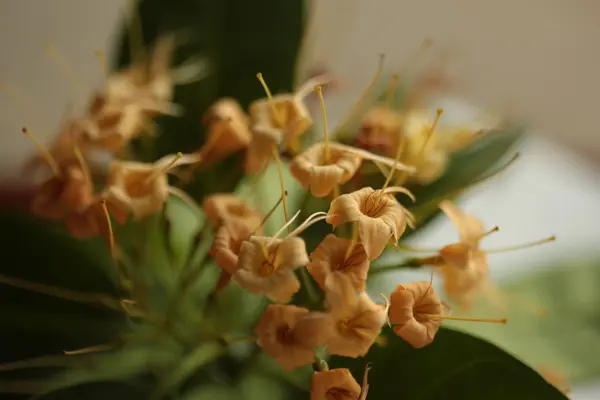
[329,327,567,399]
[444,260,600,384]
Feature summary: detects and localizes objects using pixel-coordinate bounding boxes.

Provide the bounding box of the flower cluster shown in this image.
[20,35,556,398]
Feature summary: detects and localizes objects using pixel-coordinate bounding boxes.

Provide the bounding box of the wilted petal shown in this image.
[293,312,336,349]
[389,281,443,348]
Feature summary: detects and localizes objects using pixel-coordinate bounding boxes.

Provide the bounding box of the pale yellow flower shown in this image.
[254,304,315,371]
[307,234,369,292]
[326,187,413,260]
[388,281,444,348]
[290,142,362,197]
[234,236,308,303]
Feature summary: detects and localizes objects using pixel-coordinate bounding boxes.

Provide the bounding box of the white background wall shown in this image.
[1,0,599,398]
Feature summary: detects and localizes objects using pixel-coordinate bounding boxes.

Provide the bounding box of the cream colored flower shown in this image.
[356,106,405,157]
[249,75,331,152]
[233,236,308,303]
[295,273,387,358]
[437,200,489,309]
[103,160,169,221]
[311,368,361,400]
[307,234,369,292]
[326,187,411,260]
[199,98,252,166]
[290,142,362,197]
[254,304,315,371]
[202,194,262,242]
[388,281,444,348]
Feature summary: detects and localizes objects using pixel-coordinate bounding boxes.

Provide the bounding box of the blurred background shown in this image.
[1,0,599,398]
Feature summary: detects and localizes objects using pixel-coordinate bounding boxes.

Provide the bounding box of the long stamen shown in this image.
[344,221,359,261]
[381,187,416,202]
[359,363,372,400]
[95,50,108,83]
[417,108,444,157]
[335,54,385,136]
[385,74,399,107]
[330,142,415,173]
[270,210,302,245]
[125,0,145,63]
[285,212,329,239]
[100,200,116,260]
[43,44,86,97]
[484,235,556,254]
[424,314,507,324]
[315,85,330,162]
[253,190,288,236]
[476,226,499,241]
[256,72,284,127]
[271,145,290,232]
[64,343,115,356]
[21,127,60,177]
[381,139,406,191]
[144,152,182,185]
[73,145,92,185]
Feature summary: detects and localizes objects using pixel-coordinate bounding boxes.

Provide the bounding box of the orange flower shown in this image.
[388,281,444,348]
[295,273,387,357]
[199,98,252,166]
[80,101,148,152]
[102,153,193,221]
[243,127,280,175]
[250,74,332,153]
[290,142,362,197]
[436,200,491,309]
[307,234,369,292]
[233,236,307,303]
[254,304,315,371]
[202,194,262,242]
[311,368,361,400]
[327,187,413,260]
[209,225,244,294]
[31,160,94,220]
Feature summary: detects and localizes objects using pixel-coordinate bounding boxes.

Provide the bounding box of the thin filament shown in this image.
[270,209,302,244]
[271,145,290,231]
[257,72,284,127]
[484,235,556,254]
[416,108,444,157]
[424,314,507,324]
[144,152,183,185]
[476,226,499,241]
[285,212,329,239]
[381,186,416,202]
[73,145,92,185]
[254,190,288,235]
[43,44,87,97]
[64,343,115,356]
[385,74,399,107]
[22,127,60,177]
[335,54,385,135]
[315,85,330,162]
[381,137,406,190]
[100,200,116,260]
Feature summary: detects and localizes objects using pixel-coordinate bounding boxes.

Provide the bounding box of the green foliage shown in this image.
[330,327,568,399]
[444,260,600,384]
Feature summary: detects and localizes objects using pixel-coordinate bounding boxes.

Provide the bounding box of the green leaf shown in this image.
[180,385,239,400]
[443,259,600,384]
[329,327,567,399]
[151,341,224,400]
[114,0,306,197]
